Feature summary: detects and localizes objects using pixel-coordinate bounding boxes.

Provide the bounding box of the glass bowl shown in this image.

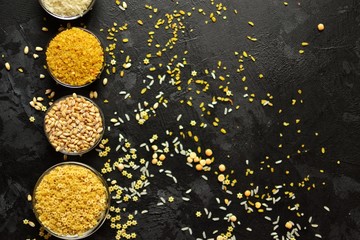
[38,0,97,20]
[32,161,110,239]
[46,27,105,88]
[44,94,105,156]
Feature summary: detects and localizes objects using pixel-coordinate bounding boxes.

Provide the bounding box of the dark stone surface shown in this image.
[1,0,360,239]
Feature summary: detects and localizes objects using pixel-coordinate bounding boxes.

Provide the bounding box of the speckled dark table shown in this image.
[1,0,360,239]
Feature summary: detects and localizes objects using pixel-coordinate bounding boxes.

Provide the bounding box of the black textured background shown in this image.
[1,0,360,239]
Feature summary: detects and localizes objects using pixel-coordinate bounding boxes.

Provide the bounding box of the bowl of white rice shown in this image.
[39,0,96,20]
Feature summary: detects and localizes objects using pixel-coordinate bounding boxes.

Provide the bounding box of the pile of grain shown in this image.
[44,93,104,154]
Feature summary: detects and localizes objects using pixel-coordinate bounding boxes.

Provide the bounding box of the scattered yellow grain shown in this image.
[218,164,226,172]
[217,174,225,182]
[28,221,35,227]
[159,154,166,161]
[285,221,293,229]
[5,62,10,71]
[229,215,237,222]
[24,46,29,54]
[141,88,147,94]
[205,149,213,157]
[317,23,325,31]
[189,152,197,159]
[301,42,309,46]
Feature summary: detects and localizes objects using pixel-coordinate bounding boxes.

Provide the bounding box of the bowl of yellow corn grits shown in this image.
[46,27,105,88]
[32,162,110,239]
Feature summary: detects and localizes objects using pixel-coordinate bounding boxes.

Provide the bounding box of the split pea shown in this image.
[189,152,197,159]
[229,215,237,222]
[317,23,325,31]
[159,154,166,161]
[285,221,293,229]
[205,149,213,157]
[218,164,226,172]
[117,164,124,171]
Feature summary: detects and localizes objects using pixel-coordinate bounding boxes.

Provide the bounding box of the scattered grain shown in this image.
[24,46,29,55]
[218,164,226,172]
[229,214,237,222]
[5,62,10,71]
[285,221,293,229]
[217,174,225,182]
[205,148,213,157]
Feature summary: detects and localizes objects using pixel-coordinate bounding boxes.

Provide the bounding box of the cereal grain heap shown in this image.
[44,93,104,153]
